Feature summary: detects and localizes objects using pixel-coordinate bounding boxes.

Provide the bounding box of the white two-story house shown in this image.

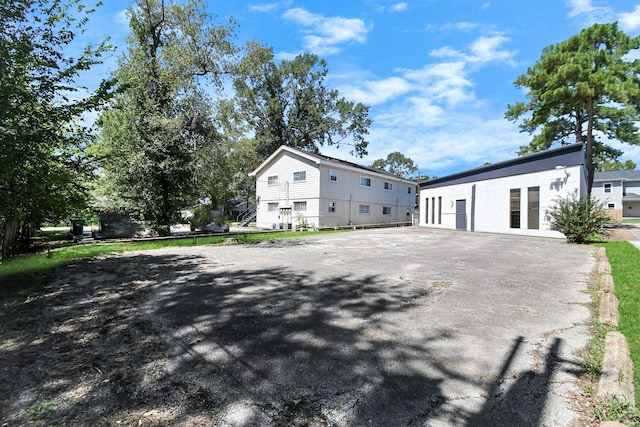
[592,170,640,220]
[249,146,417,230]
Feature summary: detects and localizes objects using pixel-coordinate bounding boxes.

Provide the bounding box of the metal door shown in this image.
[456,199,466,231]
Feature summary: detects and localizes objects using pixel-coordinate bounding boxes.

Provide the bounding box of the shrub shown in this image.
[550,191,610,243]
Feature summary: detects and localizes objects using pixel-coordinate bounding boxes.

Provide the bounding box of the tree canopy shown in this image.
[505,22,640,192]
[232,43,372,161]
[371,152,418,179]
[96,0,238,234]
[0,0,113,259]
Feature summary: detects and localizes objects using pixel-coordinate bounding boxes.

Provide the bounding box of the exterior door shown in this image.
[455,199,466,231]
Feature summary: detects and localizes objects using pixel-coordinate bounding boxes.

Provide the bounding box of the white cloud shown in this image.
[391,3,408,12]
[404,62,474,107]
[619,5,640,33]
[566,0,615,25]
[470,35,517,64]
[342,77,412,105]
[282,8,370,55]
[250,0,293,13]
[430,35,516,65]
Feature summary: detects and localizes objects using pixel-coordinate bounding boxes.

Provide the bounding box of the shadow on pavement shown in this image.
[0,250,586,425]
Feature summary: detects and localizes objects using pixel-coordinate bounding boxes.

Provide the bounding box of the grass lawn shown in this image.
[622,218,640,224]
[598,241,640,402]
[0,230,337,292]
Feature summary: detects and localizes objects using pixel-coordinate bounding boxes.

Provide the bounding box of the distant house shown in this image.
[592,170,640,220]
[249,146,417,230]
[418,143,588,238]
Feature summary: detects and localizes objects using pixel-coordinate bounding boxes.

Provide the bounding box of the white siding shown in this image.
[315,165,414,226]
[419,166,583,238]
[254,152,320,229]
[252,147,416,229]
[592,180,622,207]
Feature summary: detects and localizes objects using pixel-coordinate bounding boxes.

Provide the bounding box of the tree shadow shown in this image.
[465,336,583,427]
[0,249,587,426]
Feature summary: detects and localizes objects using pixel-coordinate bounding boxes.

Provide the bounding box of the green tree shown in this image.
[233,43,372,161]
[598,159,637,172]
[505,22,640,193]
[0,0,113,260]
[371,152,418,178]
[97,0,237,235]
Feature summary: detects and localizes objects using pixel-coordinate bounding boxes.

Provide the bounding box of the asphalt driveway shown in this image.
[144,227,595,426]
[2,227,596,426]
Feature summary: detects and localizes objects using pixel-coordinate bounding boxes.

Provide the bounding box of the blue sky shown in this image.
[82,0,640,177]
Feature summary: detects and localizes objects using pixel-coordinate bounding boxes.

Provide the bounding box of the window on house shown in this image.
[608,203,615,209]
[360,177,371,187]
[383,206,392,215]
[293,171,306,182]
[425,198,429,224]
[384,181,393,191]
[329,170,338,182]
[510,188,521,229]
[438,196,442,224]
[431,197,435,224]
[408,186,412,194]
[604,183,612,193]
[268,202,279,211]
[527,187,539,230]
[359,204,370,214]
[267,175,278,185]
[293,201,307,211]
[328,201,336,213]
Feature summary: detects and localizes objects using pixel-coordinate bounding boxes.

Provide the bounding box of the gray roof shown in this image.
[301,149,405,180]
[420,143,585,189]
[594,170,640,181]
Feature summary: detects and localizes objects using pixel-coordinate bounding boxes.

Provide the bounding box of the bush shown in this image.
[550,192,610,243]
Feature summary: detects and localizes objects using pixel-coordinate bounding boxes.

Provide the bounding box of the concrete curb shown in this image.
[595,249,635,408]
[598,332,635,404]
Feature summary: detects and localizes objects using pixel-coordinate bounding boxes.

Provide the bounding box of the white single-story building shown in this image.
[592,170,640,220]
[249,146,417,230]
[418,143,588,238]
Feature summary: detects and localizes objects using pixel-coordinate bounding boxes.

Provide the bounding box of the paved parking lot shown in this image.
[143,227,595,426]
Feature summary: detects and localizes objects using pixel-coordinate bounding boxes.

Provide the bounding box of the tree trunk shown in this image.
[1,218,20,262]
[586,97,595,194]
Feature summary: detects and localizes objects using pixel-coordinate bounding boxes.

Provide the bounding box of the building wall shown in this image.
[419,165,584,238]
[254,152,320,229]
[317,164,415,227]
[254,149,416,229]
[592,179,640,218]
[592,180,623,209]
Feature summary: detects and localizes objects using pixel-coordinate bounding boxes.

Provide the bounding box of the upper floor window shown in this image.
[408,186,412,194]
[329,170,338,182]
[360,177,371,187]
[604,183,612,193]
[267,175,278,185]
[384,181,393,191]
[293,201,307,211]
[293,171,306,182]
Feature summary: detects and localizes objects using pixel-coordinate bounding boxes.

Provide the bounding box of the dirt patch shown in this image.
[0,254,220,426]
[606,227,638,241]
